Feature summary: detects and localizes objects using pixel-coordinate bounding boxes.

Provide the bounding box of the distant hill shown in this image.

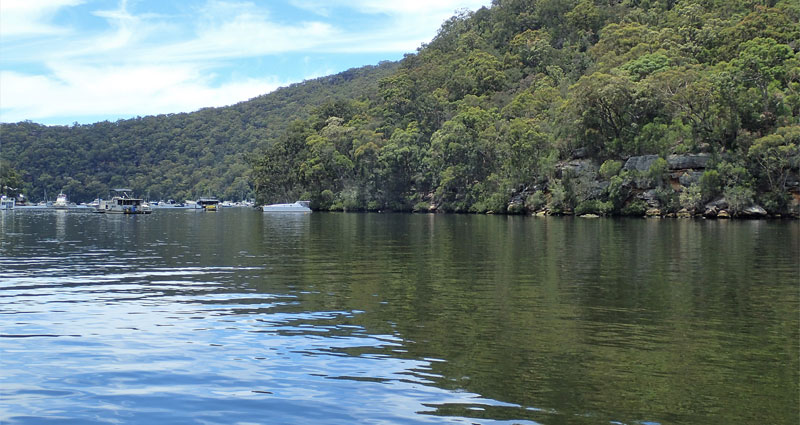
[2,0,799,217]
[0,61,398,202]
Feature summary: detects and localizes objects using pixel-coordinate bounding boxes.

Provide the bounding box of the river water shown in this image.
[1,209,798,424]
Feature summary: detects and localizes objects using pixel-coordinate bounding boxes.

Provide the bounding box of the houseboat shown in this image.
[97,189,152,214]
[197,197,220,211]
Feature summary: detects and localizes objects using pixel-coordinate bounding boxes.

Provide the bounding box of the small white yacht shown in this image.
[97,189,152,214]
[53,192,69,209]
[262,200,312,213]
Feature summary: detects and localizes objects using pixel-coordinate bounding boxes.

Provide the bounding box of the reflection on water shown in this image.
[1,209,798,424]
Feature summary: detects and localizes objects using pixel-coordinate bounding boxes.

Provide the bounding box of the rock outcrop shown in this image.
[667,154,711,170]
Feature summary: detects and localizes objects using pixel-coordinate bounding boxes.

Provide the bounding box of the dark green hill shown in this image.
[0,61,398,202]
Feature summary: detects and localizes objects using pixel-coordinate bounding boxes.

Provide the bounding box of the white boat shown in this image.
[53,192,69,209]
[0,196,15,210]
[262,200,312,213]
[96,189,152,214]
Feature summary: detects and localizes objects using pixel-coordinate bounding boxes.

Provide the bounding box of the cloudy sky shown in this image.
[0,0,490,125]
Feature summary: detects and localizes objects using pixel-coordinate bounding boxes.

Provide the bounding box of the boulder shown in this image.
[677,208,692,218]
[667,154,711,170]
[717,210,731,218]
[580,213,600,218]
[703,206,718,218]
[645,208,662,217]
[741,204,767,217]
[705,198,728,210]
[623,155,660,172]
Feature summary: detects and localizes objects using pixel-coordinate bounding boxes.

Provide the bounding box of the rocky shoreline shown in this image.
[486,153,800,219]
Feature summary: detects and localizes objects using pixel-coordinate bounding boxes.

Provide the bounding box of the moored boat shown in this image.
[262,200,312,213]
[197,197,220,211]
[53,192,69,209]
[96,189,152,214]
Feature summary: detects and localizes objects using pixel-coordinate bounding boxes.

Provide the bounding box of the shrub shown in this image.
[413,201,432,212]
[599,159,623,180]
[679,184,703,211]
[759,190,790,214]
[547,180,569,214]
[647,157,669,188]
[575,200,613,215]
[724,185,754,216]
[606,173,632,211]
[655,187,679,213]
[526,190,546,211]
[621,200,648,216]
[699,169,722,201]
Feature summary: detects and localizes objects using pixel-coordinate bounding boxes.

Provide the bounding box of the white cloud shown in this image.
[0,0,84,37]
[290,0,487,16]
[0,64,286,122]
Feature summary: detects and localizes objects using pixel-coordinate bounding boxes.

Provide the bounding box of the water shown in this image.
[1,209,798,424]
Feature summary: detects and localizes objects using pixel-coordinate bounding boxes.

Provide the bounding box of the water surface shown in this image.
[1,210,798,424]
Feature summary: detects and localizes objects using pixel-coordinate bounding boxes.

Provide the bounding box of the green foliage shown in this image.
[724,184,755,215]
[621,200,648,216]
[546,180,569,214]
[575,199,613,215]
[0,161,23,197]
[647,157,670,188]
[679,184,704,211]
[622,53,671,81]
[606,173,632,211]
[526,190,547,211]
[599,159,623,179]
[748,126,800,193]
[700,169,723,201]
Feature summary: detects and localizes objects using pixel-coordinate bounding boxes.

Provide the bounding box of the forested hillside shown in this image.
[2,0,799,217]
[0,62,398,202]
[252,0,800,216]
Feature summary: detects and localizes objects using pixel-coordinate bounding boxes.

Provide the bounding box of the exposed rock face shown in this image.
[623,155,660,172]
[704,206,718,218]
[717,210,731,218]
[677,171,704,186]
[638,189,661,207]
[667,154,711,170]
[677,208,692,218]
[557,159,597,178]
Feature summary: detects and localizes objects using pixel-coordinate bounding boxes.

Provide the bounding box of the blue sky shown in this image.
[0,0,491,125]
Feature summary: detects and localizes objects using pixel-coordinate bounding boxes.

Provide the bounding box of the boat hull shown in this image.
[262,201,312,213]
